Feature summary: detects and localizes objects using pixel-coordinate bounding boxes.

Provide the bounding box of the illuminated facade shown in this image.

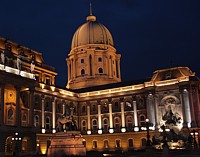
[0,9,200,156]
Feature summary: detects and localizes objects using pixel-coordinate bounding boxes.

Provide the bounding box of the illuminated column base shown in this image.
[109,128,114,133]
[134,126,139,132]
[52,129,56,133]
[87,130,91,135]
[121,127,126,133]
[42,129,46,134]
[98,129,102,134]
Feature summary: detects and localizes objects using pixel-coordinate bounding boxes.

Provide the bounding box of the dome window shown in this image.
[81,59,84,63]
[98,57,102,62]
[81,69,85,76]
[98,68,103,74]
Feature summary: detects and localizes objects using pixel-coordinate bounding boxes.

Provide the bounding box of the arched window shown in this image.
[34,115,39,127]
[126,116,133,131]
[82,105,86,113]
[98,68,103,74]
[115,139,121,148]
[89,55,92,75]
[82,120,87,131]
[92,119,97,131]
[81,69,85,76]
[128,139,134,148]
[103,118,109,132]
[114,117,121,132]
[92,140,97,149]
[7,108,14,125]
[140,115,146,127]
[45,116,50,130]
[22,113,28,126]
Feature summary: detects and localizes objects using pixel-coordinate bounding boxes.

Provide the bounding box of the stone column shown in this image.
[108,57,112,77]
[97,104,102,134]
[52,97,56,133]
[195,87,200,126]
[182,89,192,128]
[29,88,34,127]
[133,99,139,131]
[41,96,45,133]
[147,94,156,127]
[62,102,66,115]
[120,98,126,132]
[109,102,114,133]
[0,84,5,125]
[15,86,21,126]
[87,104,91,134]
[154,94,159,128]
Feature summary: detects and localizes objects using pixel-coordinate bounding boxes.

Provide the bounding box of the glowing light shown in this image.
[52,129,56,133]
[158,128,163,132]
[145,119,149,122]
[141,127,147,131]
[98,129,102,134]
[121,128,126,133]
[109,128,114,134]
[87,130,91,135]
[42,129,46,134]
[50,86,55,91]
[40,83,45,89]
[15,132,18,136]
[134,126,139,132]
[37,143,40,147]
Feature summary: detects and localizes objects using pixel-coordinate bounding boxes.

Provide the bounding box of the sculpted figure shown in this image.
[30,60,35,73]
[56,106,77,132]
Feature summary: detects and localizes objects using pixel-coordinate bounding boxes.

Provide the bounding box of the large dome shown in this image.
[71,15,114,49]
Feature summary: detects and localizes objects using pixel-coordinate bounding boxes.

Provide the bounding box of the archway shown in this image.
[5,136,14,155]
[22,137,31,153]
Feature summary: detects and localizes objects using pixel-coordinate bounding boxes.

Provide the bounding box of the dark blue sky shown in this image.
[0,0,200,87]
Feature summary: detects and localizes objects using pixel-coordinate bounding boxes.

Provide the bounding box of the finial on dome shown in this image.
[86,0,96,21]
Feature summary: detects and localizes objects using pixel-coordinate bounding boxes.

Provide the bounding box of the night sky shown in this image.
[0,0,200,87]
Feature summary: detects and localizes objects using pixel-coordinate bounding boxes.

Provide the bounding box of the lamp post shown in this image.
[12,132,21,156]
[145,119,151,146]
[190,129,198,149]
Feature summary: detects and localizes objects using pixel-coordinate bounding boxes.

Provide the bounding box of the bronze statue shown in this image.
[56,106,77,132]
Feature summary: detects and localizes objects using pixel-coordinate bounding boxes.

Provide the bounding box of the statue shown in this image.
[162,105,181,126]
[56,106,77,132]
[1,50,5,67]
[30,60,35,73]
[16,53,22,72]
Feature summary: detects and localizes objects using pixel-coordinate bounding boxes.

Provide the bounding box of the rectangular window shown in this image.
[104,140,109,148]
[81,59,84,63]
[98,57,102,62]
[92,141,97,149]
[46,78,50,85]
[115,140,121,148]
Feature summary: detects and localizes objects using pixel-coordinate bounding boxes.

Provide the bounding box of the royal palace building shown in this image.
[0,9,200,156]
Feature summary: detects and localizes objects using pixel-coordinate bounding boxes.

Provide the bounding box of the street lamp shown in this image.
[190,129,198,149]
[145,119,151,146]
[12,132,21,156]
